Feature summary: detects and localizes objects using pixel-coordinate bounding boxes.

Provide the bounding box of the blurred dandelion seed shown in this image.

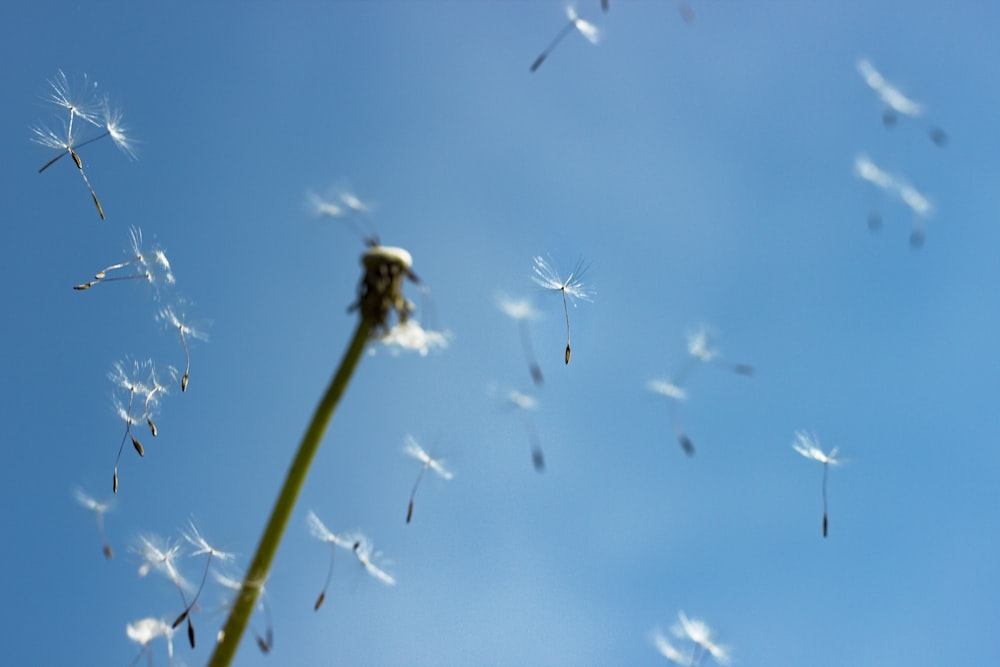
[531,256,592,364]
[530,5,600,72]
[74,487,114,559]
[792,430,842,538]
[170,521,235,648]
[308,187,381,246]
[349,534,396,586]
[671,611,732,666]
[134,534,193,621]
[403,435,453,524]
[647,379,694,457]
[854,155,933,246]
[306,510,354,611]
[497,293,544,385]
[650,627,693,665]
[126,617,174,667]
[686,326,755,377]
[506,389,546,472]
[857,58,947,146]
[74,226,174,291]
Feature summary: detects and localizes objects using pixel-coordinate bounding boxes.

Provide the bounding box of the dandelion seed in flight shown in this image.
[671,611,733,666]
[647,379,695,457]
[506,389,547,472]
[350,535,396,586]
[126,617,175,667]
[497,293,545,385]
[854,155,933,246]
[686,326,755,377]
[307,510,355,610]
[133,534,194,633]
[403,435,453,524]
[109,359,155,493]
[170,520,234,648]
[73,488,114,559]
[792,430,843,538]
[158,302,208,392]
[857,58,948,147]
[531,256,592,364]
[31,70,137,219]
[530,5,600,72]
[74,226,174,291]
[307,187,381,246]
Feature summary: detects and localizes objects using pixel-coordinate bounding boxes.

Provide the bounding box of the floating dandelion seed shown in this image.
[158,302,207,392]
[686,326,755,376]
[530,5,600,72]
[126,617,174,667]
[497,293,544,385]
[350,535,396,586]
[854,155,933,246]
[134,534,193,616]
[32,71,136,219]
[171,521,235,649]
[74,226,174,291]
[73,488,114,559]
[506,389,546,471]
[671,611,732,666]
[531,256,592,364]
[306,510,355,611]
[857,58,947,146]
[650,627,693,665]
[214,570,274,654]
[647,379,695,457]
[308,187,381,246]
[792,431,842,538]
[403,435,453,524]
[110,359,154,493]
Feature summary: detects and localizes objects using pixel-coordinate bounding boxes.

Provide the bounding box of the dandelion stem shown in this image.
[208,315,370,667]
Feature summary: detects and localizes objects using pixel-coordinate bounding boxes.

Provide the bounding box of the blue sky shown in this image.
[2,1,999,665]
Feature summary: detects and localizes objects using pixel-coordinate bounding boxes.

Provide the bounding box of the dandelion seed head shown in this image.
[647,380,687,401]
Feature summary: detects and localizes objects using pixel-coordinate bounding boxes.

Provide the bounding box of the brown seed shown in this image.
[131,436,144,457]
[103,544,113,560]
[147,418,157,437]
[406,500,414,524]
[564,344,571,365]
[186,617,195,648]
[181,373,189,392]
[113,472,118,494]
[314,592,325,611]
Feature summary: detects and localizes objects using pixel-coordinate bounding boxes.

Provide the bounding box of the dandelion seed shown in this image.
[170,520,235,648]
[307,510,355,610]
[308,187,381,246]
[350,535,396,586]
[854,155,933,246]
[403,435,453,524]
[531,256,592,364]
[74,488,114,559]
[158,302,208,392]
[672,611,732,666]
[143,364,177,437]
[792,430,843,538]
[647,379,695,457]
[73,226,173,291]
[497,293,544,385]
[857,58,947,146]
[686,326,755,376]
[506,389,546,472]
[126,617,174,667]
[530,5,601,72]
[650,627,693,665]
[134,534,193,606]
[110,359,153,493]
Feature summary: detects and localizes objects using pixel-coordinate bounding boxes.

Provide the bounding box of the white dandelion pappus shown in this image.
[349,534,396,586]
[857,58,948,146]
[647,379,694,457]
[502,388,546,471]
[531,255,592,365]
[672,611,732,666]
[374,319,450,356]
[73,487,114,559]
[650,627,693,665]
[126,617,175,666]
[529,5,601,72]
[214,568,274,654]
[854,155,934,245]
[172,520,236,649]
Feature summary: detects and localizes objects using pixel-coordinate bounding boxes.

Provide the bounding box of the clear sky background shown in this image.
[2,1,999,665]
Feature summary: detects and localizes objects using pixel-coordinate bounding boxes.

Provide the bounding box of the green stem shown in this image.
[208,316,371,666]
